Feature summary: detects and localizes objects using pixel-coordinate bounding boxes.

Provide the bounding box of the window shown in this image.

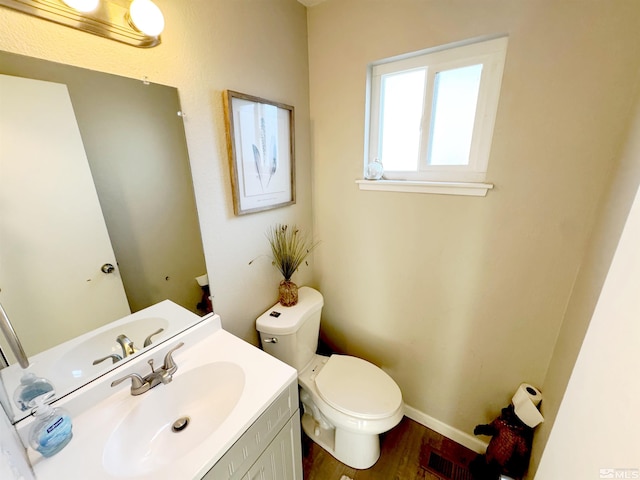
[362,37,508,195]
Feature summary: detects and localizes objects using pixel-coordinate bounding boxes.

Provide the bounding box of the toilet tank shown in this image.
[256,287,324,372]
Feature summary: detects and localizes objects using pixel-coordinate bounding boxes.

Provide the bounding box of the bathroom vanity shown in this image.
[202,382,301,480]
[9,308,302,479]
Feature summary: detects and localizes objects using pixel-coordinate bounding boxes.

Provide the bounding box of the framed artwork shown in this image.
[223,90,295,215]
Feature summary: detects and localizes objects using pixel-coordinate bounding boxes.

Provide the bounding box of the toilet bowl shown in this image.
[256,287,404,469]
[298,353,403,468]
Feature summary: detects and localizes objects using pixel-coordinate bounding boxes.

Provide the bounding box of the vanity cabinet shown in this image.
[245,415,302,480]
[202,381,302,480]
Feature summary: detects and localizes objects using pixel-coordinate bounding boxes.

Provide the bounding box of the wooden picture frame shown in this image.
[223,90,295,215]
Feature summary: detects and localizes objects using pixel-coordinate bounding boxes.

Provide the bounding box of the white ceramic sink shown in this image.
[103,362,245,477]
[23,313,297,480]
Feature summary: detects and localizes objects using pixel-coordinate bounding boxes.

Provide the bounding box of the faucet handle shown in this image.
[92,353,123,365]
[111,373,145,390]
[162,342,184,375]
[143,328,165,347]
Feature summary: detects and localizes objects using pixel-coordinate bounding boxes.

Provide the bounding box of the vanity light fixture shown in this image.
[127,0,164,37]
[0,0,165,48]
[61,0,98,13]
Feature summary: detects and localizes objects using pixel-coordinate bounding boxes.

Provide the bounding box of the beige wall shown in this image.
[307,0,640,449]
[0,0,314,343]
[534,134,640,478]
[531,81,640,473]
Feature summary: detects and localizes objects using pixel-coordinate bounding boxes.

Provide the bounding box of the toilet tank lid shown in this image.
[256,286,324,335]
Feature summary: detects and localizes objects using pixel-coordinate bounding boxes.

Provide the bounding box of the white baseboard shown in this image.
[403,404,488,454]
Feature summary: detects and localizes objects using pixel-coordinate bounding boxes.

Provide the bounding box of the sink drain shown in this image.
[171,416,190,433]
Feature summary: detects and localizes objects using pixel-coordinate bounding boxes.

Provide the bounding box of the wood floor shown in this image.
[302,416,478,480]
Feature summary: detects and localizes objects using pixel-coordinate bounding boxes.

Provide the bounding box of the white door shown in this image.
[0,74,131,360]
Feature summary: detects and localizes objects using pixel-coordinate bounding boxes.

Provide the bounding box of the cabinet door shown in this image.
[202,383,298,480]
[245,415,302,480]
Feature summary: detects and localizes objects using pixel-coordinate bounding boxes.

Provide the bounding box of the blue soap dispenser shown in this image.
[13,372,55,411]
[28,392,73,457]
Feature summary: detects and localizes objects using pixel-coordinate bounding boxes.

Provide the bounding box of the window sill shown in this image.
[356,179,494,197]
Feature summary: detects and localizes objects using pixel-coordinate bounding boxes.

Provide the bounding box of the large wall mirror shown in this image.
[0,51,207,422]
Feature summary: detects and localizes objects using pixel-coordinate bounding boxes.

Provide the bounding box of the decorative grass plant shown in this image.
[266,224,318,306]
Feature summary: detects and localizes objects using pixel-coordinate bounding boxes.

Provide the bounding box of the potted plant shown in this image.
[266,224,318,306]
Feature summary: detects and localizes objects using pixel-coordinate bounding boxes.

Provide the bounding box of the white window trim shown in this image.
[356,179,493,197]
[362,36,508,195]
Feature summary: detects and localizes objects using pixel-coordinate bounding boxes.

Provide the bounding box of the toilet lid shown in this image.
[314,355,402,420]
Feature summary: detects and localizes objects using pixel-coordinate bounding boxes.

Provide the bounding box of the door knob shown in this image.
[101,263,115,274]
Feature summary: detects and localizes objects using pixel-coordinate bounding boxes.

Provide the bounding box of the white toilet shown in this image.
[256,286,404,469]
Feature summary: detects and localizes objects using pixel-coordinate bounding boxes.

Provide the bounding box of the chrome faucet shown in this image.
[115,327,165,357]
[92,328,165,367]
[116,334,138,357]
[110,342,184,396]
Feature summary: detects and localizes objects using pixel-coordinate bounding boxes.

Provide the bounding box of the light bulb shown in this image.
[62,0,99,12]
[129,0,165,37]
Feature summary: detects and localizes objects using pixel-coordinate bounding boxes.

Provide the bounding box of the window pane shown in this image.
[379,69,425,171]
[428,64,482,166]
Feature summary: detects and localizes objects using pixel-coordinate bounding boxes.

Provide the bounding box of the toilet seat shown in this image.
[314,354,402,420]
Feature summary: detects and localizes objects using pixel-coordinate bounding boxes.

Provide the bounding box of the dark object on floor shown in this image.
[420,445,474,480]
[470,405,533,480]
[197,284,213,314]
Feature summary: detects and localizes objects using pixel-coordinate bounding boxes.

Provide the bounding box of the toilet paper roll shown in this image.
[512,383,544,428]
[513,383,542,406]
